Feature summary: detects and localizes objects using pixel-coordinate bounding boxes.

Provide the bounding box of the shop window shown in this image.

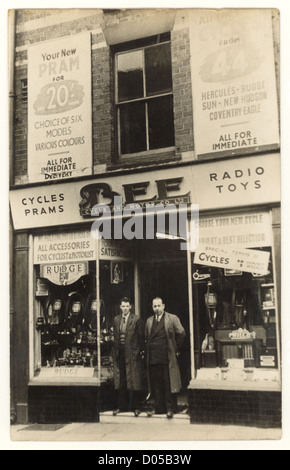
[33,258,134,380]
[115,34,175,157]
[34,262,103,369]
[192,247,279,378]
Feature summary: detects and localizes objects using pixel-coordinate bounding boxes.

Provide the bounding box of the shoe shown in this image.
[147,410,155,417]
[167,411,174,419]
[134,409,141,417]
[112,409,120,416]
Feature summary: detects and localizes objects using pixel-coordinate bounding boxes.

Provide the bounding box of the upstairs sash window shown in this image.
[116,35,175,156]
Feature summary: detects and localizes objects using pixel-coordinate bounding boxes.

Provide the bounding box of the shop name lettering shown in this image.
[210,166,264,194]
[80,178,198,251]
[79,177,191,217]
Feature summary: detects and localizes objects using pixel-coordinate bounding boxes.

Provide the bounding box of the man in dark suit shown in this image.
[145,297,185,419]
[112,297,144,417]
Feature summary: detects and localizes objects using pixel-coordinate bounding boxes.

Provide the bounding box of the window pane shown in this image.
[120,102,147,154]
[148,96,175,150]
[145,43,172,97]
[117,50,144,102]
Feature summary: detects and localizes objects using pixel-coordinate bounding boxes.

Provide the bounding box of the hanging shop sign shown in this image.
[40,262,88,285]
[189,9,279,158]
[10,153,280,231]
[193,244,270,275]
[198,211,272,248]
[27,33,92,182]
[34,230,95,265]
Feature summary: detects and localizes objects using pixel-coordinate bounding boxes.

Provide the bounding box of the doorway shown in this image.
[99,238,191,413]
[138,239,191,411]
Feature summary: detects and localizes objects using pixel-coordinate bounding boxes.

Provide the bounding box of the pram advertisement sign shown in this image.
[28,33,92,182]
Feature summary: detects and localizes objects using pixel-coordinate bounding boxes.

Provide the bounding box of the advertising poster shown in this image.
[198,211,272,248]
[33,230,96,264]
[190,9,280,158]
[28,33,93,182]
[193,244,270,276]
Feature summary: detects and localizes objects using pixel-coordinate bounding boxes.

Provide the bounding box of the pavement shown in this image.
[8,411,283,449]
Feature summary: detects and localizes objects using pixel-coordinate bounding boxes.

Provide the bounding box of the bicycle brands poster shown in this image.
[189,9,280,158]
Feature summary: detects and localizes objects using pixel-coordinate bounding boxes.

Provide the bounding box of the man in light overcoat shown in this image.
[145,297,185,419]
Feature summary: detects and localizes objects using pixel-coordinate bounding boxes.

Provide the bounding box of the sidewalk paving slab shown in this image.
[9,411,282,444]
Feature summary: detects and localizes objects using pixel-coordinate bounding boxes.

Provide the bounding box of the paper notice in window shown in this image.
[193,244,270,275]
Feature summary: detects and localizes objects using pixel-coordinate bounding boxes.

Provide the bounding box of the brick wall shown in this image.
[16,10,53,23]
[171,27,194,154]
[92,45,114,165]
[188,388,281,428]
[14,66,28,177]
[28,386,100,423]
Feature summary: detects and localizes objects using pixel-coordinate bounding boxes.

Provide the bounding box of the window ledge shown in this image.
[108,148,181,172]
[188,378,281,392]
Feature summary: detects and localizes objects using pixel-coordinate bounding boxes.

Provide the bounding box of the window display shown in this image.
[34,254,134,385]
[192,246,279,382]
[35,262,99,369]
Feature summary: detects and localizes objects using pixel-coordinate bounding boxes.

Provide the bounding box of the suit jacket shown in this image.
[148,314,168,364]
[113,312,144,391]
[145,312,185,393]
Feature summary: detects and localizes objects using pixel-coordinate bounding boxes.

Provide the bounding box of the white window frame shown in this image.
[115,39,174,158]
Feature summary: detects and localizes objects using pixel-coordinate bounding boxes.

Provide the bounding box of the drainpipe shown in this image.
[9,9,16,187]
[8,9,16,424]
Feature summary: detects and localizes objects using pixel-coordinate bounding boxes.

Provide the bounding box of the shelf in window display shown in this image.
[30,365,101,386]
[191,367,281,391]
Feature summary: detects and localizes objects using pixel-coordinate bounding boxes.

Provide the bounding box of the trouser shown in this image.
[149,364,174,413]
[117,347,141,411]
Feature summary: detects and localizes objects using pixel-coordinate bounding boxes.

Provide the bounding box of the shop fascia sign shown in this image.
[9,153,280,231]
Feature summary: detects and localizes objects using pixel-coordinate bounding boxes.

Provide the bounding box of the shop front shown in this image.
[188,208,281,428]
[9,152,281,425]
